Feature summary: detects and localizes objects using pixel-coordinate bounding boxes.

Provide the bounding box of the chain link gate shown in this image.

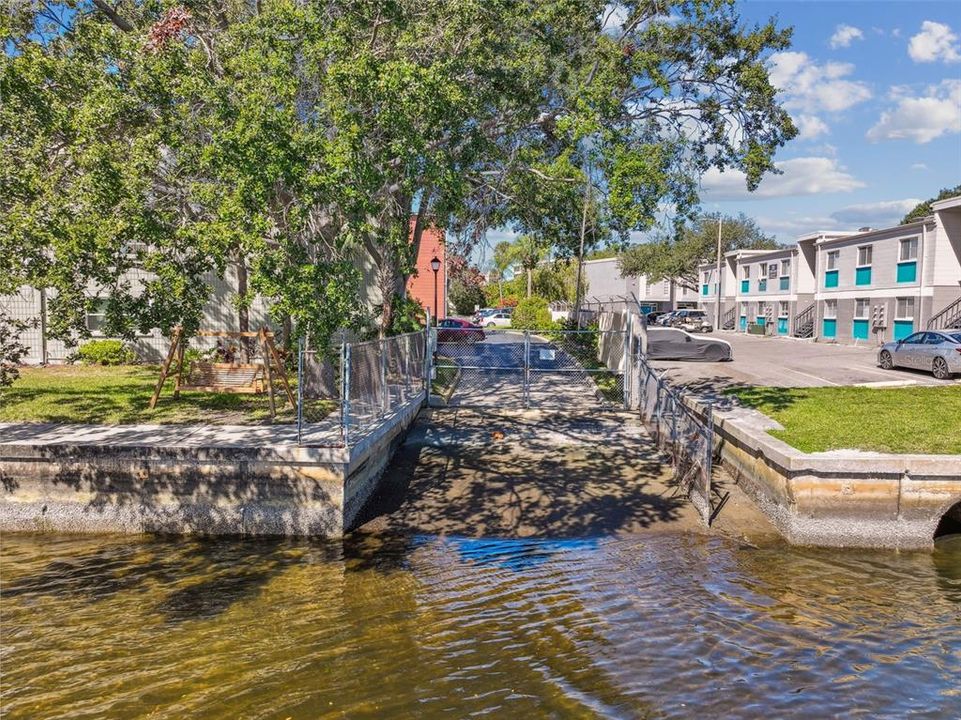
[432,326,630,411]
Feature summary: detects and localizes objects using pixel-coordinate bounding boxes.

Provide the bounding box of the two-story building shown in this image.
[696,196,961,345]
[814,196,961,344]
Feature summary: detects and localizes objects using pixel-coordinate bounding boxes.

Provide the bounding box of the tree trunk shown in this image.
[236,257,251,363]
[526,268,532,298]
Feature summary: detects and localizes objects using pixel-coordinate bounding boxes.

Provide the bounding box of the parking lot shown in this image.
[650,332,961,391]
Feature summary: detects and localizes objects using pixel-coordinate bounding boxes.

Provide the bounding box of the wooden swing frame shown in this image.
[148,326,296,419]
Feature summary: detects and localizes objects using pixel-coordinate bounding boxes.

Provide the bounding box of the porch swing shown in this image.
[148,326,295,419]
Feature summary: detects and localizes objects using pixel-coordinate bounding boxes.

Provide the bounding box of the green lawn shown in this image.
[728,385,961,455]
[0,365,335,425]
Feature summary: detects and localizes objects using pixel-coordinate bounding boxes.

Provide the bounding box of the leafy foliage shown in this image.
[901,185,961,224]
[387,294,426,336]
[0,310,36,387]
[619,212,778,290]
[511,296,554,330]
[447,254,487,315]
[74,339,138,366]
[3,1,796,353]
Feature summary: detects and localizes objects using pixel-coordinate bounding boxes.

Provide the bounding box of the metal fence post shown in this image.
[296,337,304,445]
[424,313,432,406]
[523,330,531,408]
[341,342,351,447]
[622,325,630,409]
[381,337,389,415]
[706,402,714,523]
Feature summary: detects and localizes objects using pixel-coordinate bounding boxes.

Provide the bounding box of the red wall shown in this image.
[407,219,446,320]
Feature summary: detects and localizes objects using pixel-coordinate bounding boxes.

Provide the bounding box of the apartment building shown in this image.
[814,195,961,344]
[696,195,961,344]
[581,257,691,313]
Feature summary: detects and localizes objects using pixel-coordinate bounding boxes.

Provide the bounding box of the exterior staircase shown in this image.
[928,295,961,331]
[722,306,736,330]
[792,303,815,339]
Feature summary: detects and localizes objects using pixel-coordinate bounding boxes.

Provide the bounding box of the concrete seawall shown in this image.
[0,394,423,537]
[682,398,961,550]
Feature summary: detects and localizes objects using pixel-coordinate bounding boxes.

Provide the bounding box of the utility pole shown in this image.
[714,215,723,329]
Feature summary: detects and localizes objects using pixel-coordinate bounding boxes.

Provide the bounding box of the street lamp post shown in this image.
[430,255,441,325]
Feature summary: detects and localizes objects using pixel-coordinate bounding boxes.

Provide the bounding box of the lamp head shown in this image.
[430,256,441,273]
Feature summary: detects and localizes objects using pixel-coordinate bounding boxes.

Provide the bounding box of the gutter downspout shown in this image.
[917,222,927,331]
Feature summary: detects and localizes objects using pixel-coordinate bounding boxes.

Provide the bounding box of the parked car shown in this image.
[646,327,732,361]
[482,311,512,328]
[878,330,961,380]
[472,308,496,323]
[656,311,679,326]
[669,309,713,333]
[646,311,667,325]
[437,318,486,343]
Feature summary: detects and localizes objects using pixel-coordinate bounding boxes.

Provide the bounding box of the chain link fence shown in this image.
[635,352,715,525]
[297,330,428,446]
[432,326,629,410]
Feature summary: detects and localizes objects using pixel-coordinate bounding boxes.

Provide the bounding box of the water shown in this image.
[2,531,960,719]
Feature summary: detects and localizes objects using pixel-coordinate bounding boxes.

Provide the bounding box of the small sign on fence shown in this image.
[539,349,556,360]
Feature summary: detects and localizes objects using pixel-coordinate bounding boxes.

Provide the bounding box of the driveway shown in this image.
[436,331,620,409]
[650,332,961,391]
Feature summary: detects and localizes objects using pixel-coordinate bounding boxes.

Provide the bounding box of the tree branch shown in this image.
[91,0,134,32]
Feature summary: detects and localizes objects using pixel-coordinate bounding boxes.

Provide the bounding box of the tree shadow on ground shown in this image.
[356,409,688,542]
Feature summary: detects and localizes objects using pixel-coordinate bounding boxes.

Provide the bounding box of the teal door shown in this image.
[756,316,766,328]
[822,318,837,338]
[852,319,869,340]
[777,317,788,334]
[739,316,747,331]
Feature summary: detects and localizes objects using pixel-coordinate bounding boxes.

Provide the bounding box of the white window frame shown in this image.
[857,245,873,267]
[780,259,790,277]
[895,296,915,320]
[703,271,710,284]
[767,263,777,280]
[824,299,837,319]
[854,298,870,318]
[741,265,750,280]
[778,301,789,317]
[740,301,748,316]
[899,237,918,262]
[85,299,108,335]
[826,250,839,270]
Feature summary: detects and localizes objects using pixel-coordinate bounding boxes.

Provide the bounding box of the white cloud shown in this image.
[795,114,829,140]
[768,51,872,113]
[908,21,961,63]
[755,214,838,239]
[911,163,928,171]
[867,79,961,143]
[830,25,864,49]
[701,156,864,201]
[830,199,921,225]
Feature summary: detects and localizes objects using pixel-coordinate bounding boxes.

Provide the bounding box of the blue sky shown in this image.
[477,0,961,265]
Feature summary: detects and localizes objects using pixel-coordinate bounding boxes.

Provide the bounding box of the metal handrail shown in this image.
[928,295,961,331]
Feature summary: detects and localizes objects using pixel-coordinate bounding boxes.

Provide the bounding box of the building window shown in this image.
[853,299,870,340]
[740,302,748,316]
[896,297,915,319]
[855,298,869,318]
[824,299,837,319]
[778,301,789,317]
[894,296,915,340]
[855,245,872,286]
[780,259,790,276]
[899,238,918,261]
[897,238,918,283]
[827,250,839,270]
[767,263,777,280]
[703,271,710,284]
[822,299,838,338]
[85,300,108,335]
[857,245,872,266]
[742,265,750,279]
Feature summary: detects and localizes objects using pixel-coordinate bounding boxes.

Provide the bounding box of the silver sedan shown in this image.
[878,330,961,380]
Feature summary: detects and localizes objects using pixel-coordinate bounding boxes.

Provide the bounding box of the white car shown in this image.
[482,311,512,328]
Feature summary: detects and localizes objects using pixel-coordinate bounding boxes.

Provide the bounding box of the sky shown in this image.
[476,0,961,265]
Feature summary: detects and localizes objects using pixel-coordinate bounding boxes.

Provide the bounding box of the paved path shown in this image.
[652,332,961,394]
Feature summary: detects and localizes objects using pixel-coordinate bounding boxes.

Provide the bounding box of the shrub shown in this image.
[75,339,137,366]
[388,294,426,335]
[511,296,553,330]
[449,278,487,315]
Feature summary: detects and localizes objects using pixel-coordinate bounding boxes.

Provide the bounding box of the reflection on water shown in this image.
[1,532,959,719]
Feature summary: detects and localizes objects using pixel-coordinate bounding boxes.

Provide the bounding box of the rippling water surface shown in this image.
[2,532,960,719]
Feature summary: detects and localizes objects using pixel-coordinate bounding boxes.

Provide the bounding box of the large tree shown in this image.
[619,212,778,291]
[2,0,797,352]
[901,185,961,225]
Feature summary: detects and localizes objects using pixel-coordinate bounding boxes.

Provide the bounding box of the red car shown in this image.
[437,318,485,343]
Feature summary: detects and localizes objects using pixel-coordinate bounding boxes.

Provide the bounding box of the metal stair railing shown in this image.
[721,306,736,330]
[927,295,961,331]
[792,303,815,338]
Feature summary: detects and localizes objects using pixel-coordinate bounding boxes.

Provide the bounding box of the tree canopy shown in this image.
[901,185,961,225]
[618,212,778,290]
[2,0,797,352]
